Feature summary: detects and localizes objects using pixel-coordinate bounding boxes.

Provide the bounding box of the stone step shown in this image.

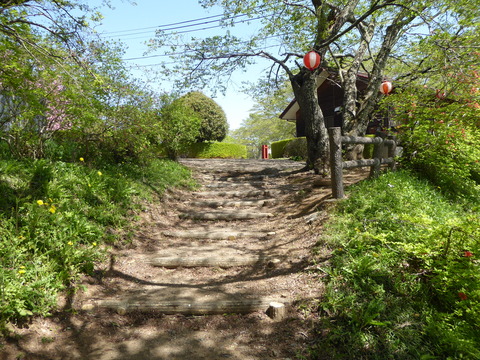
[179,209,274,221]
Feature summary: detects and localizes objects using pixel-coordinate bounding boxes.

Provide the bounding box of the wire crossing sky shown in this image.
[91,0,273,129]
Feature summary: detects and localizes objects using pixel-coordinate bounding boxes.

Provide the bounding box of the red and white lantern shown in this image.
[436,89,446,99]
[380,81,393,95]
[303,51,321,71]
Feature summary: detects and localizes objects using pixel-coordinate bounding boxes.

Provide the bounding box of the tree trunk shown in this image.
[290,69,329,175]
[342,22,375,136]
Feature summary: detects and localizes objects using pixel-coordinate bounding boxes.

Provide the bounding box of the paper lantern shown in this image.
[436,89,446,99]
[380,81,393,94]
[303,51,321,71]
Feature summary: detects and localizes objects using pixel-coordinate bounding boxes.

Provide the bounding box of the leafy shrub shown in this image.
[310,170,480,359]
[157,96,202,160]
[179,91,228,142]
[386,89,480,202]
[362,134,376,159]
[283,137,307,160]
[271,138,293,158]
[271,137,306,159]
[0,158,194,326]
[184,142,247,159]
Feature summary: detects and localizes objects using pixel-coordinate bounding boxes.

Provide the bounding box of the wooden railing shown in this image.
[328,127,397,199]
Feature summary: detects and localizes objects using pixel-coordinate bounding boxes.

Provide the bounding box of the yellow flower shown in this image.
[18,270,26,274]
[67,241,73,246]
[97,171,102,176]
[49,205,56,214]
[92,242,97,247]
[19,266,25,269]
[79,157,84,162]
[37,200,44,206]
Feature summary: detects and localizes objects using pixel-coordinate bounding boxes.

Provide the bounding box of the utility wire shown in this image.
[103,14,270,40]
[102,13,228,35]
[99,1,300,39]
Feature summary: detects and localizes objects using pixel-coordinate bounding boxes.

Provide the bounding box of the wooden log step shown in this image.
[194,190,281,198]
[204,181,266,188]
[162,229,276,240]
[87,289,285,315]
[179,210,274,220]
[215,175,270,182]
[190,199,276,208]
[145,255,281,268]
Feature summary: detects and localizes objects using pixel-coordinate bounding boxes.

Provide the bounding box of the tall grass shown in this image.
[308,170,480,359]
[0,158,195,327]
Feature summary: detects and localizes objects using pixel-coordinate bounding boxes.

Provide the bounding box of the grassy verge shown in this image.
[308,170,479,359]
[0,158,195,327]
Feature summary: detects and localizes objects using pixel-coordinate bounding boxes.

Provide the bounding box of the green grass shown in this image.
[0,158,195,327]
[307,170,480,359]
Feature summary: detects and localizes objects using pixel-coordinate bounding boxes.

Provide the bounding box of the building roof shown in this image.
[279,69,370,121]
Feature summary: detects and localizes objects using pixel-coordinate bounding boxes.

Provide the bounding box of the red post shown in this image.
[261,145,269,159]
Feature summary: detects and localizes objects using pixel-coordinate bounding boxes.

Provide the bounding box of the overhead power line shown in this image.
[99,1,294,40]
[102,13,228,35]
[103,13,269,40]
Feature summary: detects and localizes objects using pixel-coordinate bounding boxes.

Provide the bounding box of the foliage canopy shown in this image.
[179,91,228,143]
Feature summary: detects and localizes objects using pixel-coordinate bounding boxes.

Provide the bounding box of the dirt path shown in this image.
[2,159,369,360]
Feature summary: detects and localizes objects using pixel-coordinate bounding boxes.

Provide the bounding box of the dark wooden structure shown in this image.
[279,69,390,137]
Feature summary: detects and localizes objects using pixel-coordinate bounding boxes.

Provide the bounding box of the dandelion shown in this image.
[97,171,102,176]
[79,157,84,162]
[18,269,26,274]
[67,241,73,246]
[37,200,44,206]
[49,205,56,214]
[92,242,97,247]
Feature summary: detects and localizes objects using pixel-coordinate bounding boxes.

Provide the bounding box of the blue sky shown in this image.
[90,0,270,130]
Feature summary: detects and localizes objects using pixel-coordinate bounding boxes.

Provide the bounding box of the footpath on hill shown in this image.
[3,159,369,360]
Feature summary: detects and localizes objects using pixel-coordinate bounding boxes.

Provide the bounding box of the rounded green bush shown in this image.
[179,92,228,142]
[271,137,306,159]
[283,137,307,160]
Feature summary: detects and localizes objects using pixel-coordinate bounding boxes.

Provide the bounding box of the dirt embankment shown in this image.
[1,159,369,360]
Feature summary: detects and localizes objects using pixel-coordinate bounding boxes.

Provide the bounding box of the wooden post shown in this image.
[329,127,344,199]
[370,132,385,178]
[266,302,286,321]
[387,135,397,171]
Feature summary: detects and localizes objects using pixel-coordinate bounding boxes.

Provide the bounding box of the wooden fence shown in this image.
[328,127,397,199]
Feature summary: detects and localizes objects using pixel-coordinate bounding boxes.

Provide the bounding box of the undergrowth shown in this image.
[0,158,195,328]
[309,170,479,359]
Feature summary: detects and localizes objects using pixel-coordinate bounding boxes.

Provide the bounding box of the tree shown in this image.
[151,0,473,174]
[179,91,228,142]
[0,20,161,162]
[157,95,202,161]
[230,82,296,158]
[0,0,103,59]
